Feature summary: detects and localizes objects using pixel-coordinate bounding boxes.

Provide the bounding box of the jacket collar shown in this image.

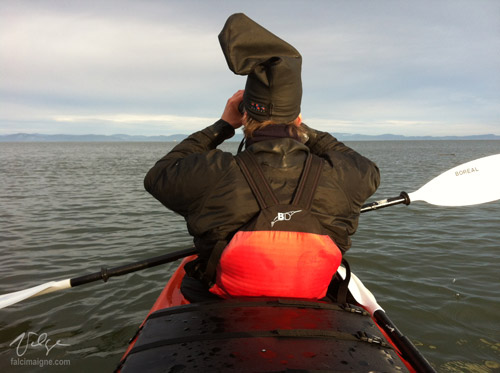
[245,137,310,168]
[245,124,302,148]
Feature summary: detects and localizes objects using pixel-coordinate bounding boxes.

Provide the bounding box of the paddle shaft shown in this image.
[360,192,410,213]
[70,246,197,287]
[374,310,436,372]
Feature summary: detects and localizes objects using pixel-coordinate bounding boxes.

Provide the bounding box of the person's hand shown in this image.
[221,90,244,129]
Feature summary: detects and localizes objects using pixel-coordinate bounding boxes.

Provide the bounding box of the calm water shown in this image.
[0,140,499,372]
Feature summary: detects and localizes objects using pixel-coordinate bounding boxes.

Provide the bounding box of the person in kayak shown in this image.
[144,13,380,302]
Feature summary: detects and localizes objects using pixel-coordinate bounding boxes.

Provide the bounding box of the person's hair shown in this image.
[243,116,306,139]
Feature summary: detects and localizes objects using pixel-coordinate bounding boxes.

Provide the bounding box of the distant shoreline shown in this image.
[1,133,499,142]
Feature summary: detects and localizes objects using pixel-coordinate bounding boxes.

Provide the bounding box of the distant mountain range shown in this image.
[1,132,499,142]
[0,133,188,142]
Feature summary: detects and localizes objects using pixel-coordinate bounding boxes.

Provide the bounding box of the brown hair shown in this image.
[243,116,306,139]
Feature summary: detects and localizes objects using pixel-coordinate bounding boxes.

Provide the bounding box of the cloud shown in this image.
[52,113,218,134]
[0,4,224,101]
[1,0,499,136]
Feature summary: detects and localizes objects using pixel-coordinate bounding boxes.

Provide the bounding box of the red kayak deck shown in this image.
[118,256,193,362]
[117,257,426,372]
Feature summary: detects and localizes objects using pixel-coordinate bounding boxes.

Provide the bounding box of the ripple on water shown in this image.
[1,141,499,371]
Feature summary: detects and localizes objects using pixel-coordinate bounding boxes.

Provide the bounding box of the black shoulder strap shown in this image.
[201,239,228,287]
[336,258,351,305]
[236,151,324,209]
[291,154,324,209]
[235,151,279,208]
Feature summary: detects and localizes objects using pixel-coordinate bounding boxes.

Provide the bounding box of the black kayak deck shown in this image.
[119,298,409,372]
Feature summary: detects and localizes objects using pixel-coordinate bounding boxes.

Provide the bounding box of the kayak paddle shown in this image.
[0,247,196,309]
[1,154,498,309]
[361,153,500,212]
[337,266,435,372]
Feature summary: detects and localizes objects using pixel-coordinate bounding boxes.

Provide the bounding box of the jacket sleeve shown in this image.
[144,120,235,216]
[302,123,380,208]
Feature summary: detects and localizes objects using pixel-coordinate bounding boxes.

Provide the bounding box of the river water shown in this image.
[0,140,499,372]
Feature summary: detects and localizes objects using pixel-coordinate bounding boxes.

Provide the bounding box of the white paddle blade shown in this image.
[0,279,71,309]
[337,267,383,315]
[409,154,500,206]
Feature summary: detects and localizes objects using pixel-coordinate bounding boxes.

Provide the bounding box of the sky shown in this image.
[1,0,499,137]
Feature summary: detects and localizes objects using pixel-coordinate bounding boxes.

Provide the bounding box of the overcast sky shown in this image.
[1,0,499,136]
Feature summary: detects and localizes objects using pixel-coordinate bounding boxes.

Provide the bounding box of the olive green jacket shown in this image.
[144,120,380,262]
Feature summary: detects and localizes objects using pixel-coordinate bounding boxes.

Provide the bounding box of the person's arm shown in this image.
[144,91,244,215]
[301,122,359,156]
[143,120,234,215]
[302,122,381,207]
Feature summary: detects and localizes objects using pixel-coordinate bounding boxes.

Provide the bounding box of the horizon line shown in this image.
[1,132,499,142]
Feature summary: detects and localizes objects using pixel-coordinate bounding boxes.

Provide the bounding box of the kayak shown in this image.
[116,256,434,372]
[116,256,435,372]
